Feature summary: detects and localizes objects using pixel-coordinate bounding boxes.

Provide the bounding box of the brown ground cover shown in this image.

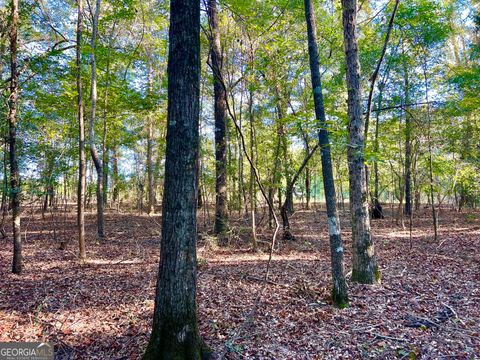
[0,205,479,359]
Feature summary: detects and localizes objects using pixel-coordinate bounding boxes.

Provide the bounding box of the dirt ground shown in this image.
[0,204,479,359]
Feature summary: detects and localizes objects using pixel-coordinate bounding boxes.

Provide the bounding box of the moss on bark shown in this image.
[351,264,380,284]
[331,288,349,309]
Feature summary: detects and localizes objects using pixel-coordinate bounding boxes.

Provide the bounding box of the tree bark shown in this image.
[143,0,209,358]
[8,0,21,274]
[207,0,228,236]
[76,0,86,259]
[341,0,380,284]
[305,0,349,306]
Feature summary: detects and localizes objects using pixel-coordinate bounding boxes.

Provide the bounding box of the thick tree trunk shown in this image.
[305,0,348,307]
[143,0,209,358]
[9,0,21,274]
[341,0,380,284]
[207,0,228,236]
[76,0,86,259]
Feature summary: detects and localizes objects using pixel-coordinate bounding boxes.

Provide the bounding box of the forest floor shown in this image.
[0,204,479,359]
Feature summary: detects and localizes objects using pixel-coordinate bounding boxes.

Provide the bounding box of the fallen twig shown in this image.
[370,333,407,343]
[244,275,290,288]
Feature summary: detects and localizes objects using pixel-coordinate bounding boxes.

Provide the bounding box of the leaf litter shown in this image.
[0,206,479,359]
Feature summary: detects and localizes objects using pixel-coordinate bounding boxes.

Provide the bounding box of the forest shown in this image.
[0,0,479,358]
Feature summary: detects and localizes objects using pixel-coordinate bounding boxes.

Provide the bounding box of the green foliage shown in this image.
[455,165,480,207]
[1,0,478,213]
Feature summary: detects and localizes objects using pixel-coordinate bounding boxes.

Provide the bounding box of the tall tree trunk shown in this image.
[413,151,420,211]
[207,0,228,236]
[238,119,246,216]
[76,0,86,259]
[236,103,247,216]
[373,87,383,215]
[102,50,110,207]
[111,146,119,206]
[373,75,387,214]
[403,58,412,216]
[269,128,282,228]
[275,88,293,216]
[102,145,108,205]
[305,0,348,306]
[146,118,154,214]
[1,140,8,215]
[305,167,311,209]
[423,60,438,242]
[248,88,257,250]
[147,64,155,215]
[341,0,380,284]
[395,113,405,227]
[9,0,21,274]
[88,0,104,239]
[143,0,209,357]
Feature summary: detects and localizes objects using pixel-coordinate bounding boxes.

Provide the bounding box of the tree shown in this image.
[146,64,155,215]
[341,0,380,284]
[143,0,209,357]
[363,0,400,217]
[207,0,229,237]
[280,143,318,240]
[403,56,413,217]
[8,0,21,274]
[88,0,105,239]
[76,0,87,259]
[304,0,348,307]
